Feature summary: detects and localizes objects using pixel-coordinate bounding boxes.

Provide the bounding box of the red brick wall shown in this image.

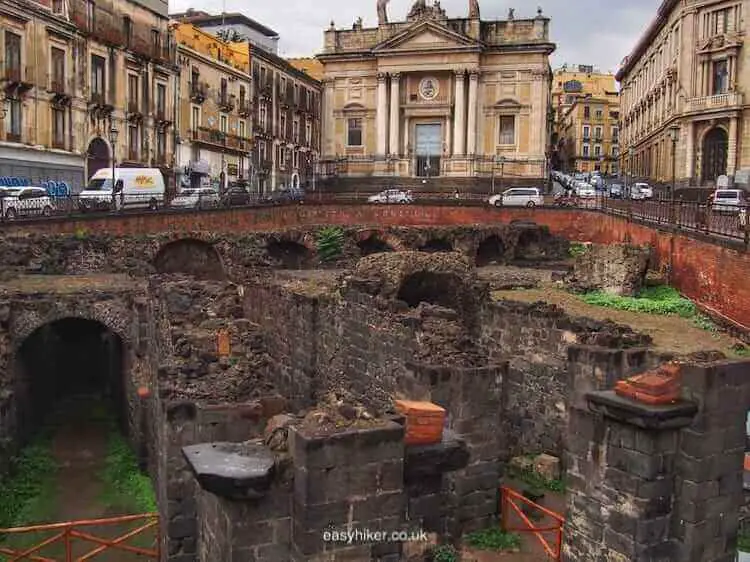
[3,205,748,330]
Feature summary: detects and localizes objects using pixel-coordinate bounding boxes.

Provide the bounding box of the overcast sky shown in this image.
[170,0,660,75]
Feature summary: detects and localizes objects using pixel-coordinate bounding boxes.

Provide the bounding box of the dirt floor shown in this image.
[0,397,157,562]
[492,284,744,355]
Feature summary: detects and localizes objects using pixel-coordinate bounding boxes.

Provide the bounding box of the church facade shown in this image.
[316,2,556,185]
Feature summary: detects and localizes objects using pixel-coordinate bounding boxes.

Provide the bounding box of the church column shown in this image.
[389,73,400,157]
[466,70,479,155]
[728,115,738,176]
[452,70,466,156]
[376,72,388,156]
[685,120,694,180]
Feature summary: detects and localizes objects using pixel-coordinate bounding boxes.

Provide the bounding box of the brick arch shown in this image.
[153,238,226,280]
[11,301,133,349]
[356,229,406,251]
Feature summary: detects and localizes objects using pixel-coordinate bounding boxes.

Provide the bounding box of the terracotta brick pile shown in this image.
[614,361,681,405]
[395,399,446,445]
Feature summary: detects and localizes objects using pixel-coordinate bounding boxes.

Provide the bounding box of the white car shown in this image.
[0,186,55,219]
[710,189,749,213]
[367,189,413,204]
[575,183,596,198]
[170,188,220,209]
[631,183,653,200]
[488,187,544,208]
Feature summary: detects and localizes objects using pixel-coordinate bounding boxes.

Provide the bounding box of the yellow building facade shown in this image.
[317,2,555,184]
[557,94,620,174]
[173,13,322,193]
[173,23,253,190]
[617,0,749,187]
[0,0,176,190]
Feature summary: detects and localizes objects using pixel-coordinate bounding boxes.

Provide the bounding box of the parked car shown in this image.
[263,186,306,205]
[170,188,220,209]
[608,183,624,198]
[575,182,596,199]
[0,186,55,219]
[631,182,653,200]
[709,189,749,213]
[222,187,254,207]
[488,187,544,208]
[367,189,413,204]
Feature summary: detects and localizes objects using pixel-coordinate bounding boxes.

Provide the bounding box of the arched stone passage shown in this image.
[154,238,226,280]
[86,137,110,181]
[419,238,454,253]
[476,235,506,266]
[17,318,127,434]
[514,228,544,261]
[267,239,312,269]
[396,271,463,309]
[358,234,394,256]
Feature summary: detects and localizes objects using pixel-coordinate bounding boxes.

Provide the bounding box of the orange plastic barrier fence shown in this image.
[0,513,159,561]
[500,485,564,561]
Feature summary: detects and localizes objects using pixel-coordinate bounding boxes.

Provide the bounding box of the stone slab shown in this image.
[404,430,469,482]
[587,391,697,430]
[182,441,275,500]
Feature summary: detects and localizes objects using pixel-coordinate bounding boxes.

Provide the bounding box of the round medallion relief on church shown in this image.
[419,77,439,100]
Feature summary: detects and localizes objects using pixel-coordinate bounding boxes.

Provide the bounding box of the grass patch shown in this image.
[580,285,697,318]
[568,242,590,258]
[464,528,521,552]
[738,528,750,552]
[100,431,156,513]
[315,226,345,262]
[0,438,58,528]
[429,544,459,562]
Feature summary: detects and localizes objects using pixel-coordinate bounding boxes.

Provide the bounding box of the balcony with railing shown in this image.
[684,92,743,113]
[190,82,209,104]
[216,93,235,112]
[192,127,252,152]
[237,99,252,117]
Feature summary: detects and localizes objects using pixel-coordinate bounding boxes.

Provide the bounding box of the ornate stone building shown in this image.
[0,0,177,190]
[617,0,748,187]
[316,2,555,186]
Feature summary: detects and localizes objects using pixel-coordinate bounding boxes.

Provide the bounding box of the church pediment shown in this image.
[373,21,480,53]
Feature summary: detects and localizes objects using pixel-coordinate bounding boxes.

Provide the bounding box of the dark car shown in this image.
[263,187,306,205]
[608,183,623,198]
[222,187,254,207]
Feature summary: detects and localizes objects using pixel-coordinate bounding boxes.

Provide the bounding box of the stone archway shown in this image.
[86,137,110,181]
[153,239,226,280]
[701,127,728,183]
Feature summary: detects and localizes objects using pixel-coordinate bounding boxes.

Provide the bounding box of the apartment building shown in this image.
[0,0,176,190]
[174,11,322,193]
[173,23,253,191]
[617,0,747,187]
[171,10,279,55]
[558,95,620,174]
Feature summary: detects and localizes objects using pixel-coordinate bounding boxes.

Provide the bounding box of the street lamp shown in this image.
[108,125,118,186]
[668,125,679,203]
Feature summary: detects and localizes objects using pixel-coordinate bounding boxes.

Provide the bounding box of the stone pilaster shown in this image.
[376,73,388,157]
[389,73,400,157]
[452,70,466,156]
[685,120,694,180]
[728,116,738,176]
[466,71,478,156]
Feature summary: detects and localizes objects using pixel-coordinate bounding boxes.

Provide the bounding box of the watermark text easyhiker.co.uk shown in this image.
[323,528,429,544]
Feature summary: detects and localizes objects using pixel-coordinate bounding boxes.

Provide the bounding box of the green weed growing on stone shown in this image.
[315,226,345,262]
[0,438,58,529]
[429,544,459,562]
[100,431,156,513]
[580,285,697,318]
[508,464,566,494]
[464,528,521,552]
[738,529,750,552]
[74,227,89,240]
[568,242,590,258]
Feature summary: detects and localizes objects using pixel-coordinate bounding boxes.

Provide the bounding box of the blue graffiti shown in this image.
[0,177,72,197]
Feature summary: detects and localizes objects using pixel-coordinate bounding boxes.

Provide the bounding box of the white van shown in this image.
[710,189,748,213]
[78,168,165,211]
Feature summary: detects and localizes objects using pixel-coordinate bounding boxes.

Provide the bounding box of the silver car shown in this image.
[170,188,220,209]
[367,189,413,204]
[488,187,544,207]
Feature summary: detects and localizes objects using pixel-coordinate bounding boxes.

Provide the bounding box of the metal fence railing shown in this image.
[0,190,747,247]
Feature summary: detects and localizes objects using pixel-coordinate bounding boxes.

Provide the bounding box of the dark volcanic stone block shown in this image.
[183,441,275,500]
[404,430,470,482]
